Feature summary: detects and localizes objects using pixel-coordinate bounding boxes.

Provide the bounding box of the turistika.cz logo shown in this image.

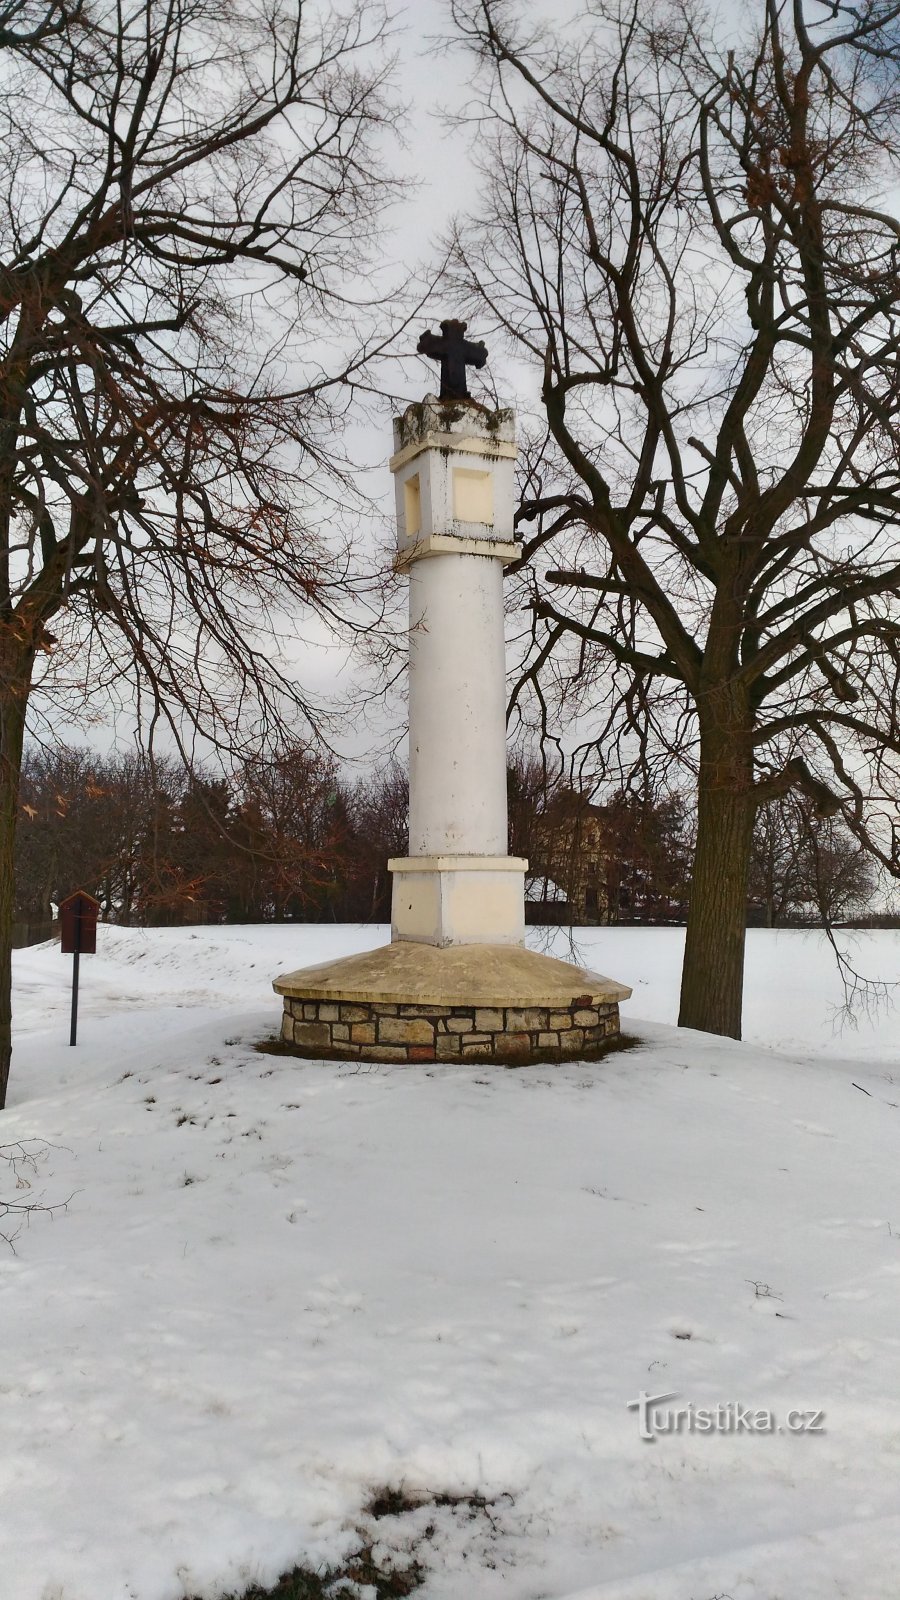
[627,1390,826,1442]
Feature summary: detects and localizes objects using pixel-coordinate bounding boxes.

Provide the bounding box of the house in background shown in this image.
[524,787,691,927]
[529,794,614,925]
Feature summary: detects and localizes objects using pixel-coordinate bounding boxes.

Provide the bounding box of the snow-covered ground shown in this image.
[4,923,900,1600]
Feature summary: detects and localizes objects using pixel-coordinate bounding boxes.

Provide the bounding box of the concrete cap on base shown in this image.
[273,939,632,1008]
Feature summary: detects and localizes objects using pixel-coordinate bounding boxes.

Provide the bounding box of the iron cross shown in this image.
[416,319,488,400]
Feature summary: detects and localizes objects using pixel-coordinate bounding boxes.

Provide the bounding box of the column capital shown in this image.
[390,395,518,561]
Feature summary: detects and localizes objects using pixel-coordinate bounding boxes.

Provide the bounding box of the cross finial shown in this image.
[416,318,488,401]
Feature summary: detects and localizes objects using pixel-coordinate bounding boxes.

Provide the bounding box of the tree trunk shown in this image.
[0,652,32,1109]
[678,710,755,1040]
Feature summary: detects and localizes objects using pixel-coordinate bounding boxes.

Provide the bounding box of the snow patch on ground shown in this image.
[3,925,900,1599]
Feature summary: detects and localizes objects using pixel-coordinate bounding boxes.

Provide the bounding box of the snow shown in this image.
[4,923,900,1600]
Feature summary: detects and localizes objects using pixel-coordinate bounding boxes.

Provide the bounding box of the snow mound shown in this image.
[3,925,900,1599]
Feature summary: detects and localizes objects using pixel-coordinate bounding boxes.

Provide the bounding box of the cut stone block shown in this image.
[494,1031,532,1056]
[379,1016,434,1045]
[293,1021,331,1050]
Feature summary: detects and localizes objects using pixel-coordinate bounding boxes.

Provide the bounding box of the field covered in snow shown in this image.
[3,923,900,1600]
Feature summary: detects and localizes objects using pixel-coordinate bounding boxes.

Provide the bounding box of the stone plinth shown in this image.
[273,942,632,1064]
[389,855,527,945]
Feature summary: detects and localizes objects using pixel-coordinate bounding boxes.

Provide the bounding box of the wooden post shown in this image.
[59,891,99,1048]
[69,947,80,1047]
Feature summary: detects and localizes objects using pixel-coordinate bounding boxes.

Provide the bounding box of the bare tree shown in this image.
[345,759,408,920]
[749,793,875,926]
[0,0,403,1105]
[449,0,900,1037]
[232,743,352,921]
[16,742,192,925]
[506,745,554,865]
[602,788,693,924]
[0,1135,71,1252]
[508,748,693,923]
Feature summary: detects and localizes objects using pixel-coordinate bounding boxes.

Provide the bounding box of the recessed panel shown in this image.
[404,473,421,537]
[452,467,493,524]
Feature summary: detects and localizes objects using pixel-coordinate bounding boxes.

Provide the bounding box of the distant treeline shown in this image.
[14,743,879,935]
[16,743,408,930]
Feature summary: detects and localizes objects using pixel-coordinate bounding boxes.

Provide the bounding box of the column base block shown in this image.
[272,940,633,1065]
[388,855,528,946]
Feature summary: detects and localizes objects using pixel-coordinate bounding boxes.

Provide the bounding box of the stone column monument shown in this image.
[388,389,526,948]
[273,322,631,1063]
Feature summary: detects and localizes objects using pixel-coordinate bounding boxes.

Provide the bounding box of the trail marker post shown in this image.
[59,891,99,1046]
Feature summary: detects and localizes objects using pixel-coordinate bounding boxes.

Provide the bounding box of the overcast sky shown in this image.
[282,1,505,764]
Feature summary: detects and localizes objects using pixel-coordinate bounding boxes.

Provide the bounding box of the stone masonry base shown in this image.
[279,996,621,1063]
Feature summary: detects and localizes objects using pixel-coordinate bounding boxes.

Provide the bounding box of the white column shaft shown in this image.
[408,552,508,856]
